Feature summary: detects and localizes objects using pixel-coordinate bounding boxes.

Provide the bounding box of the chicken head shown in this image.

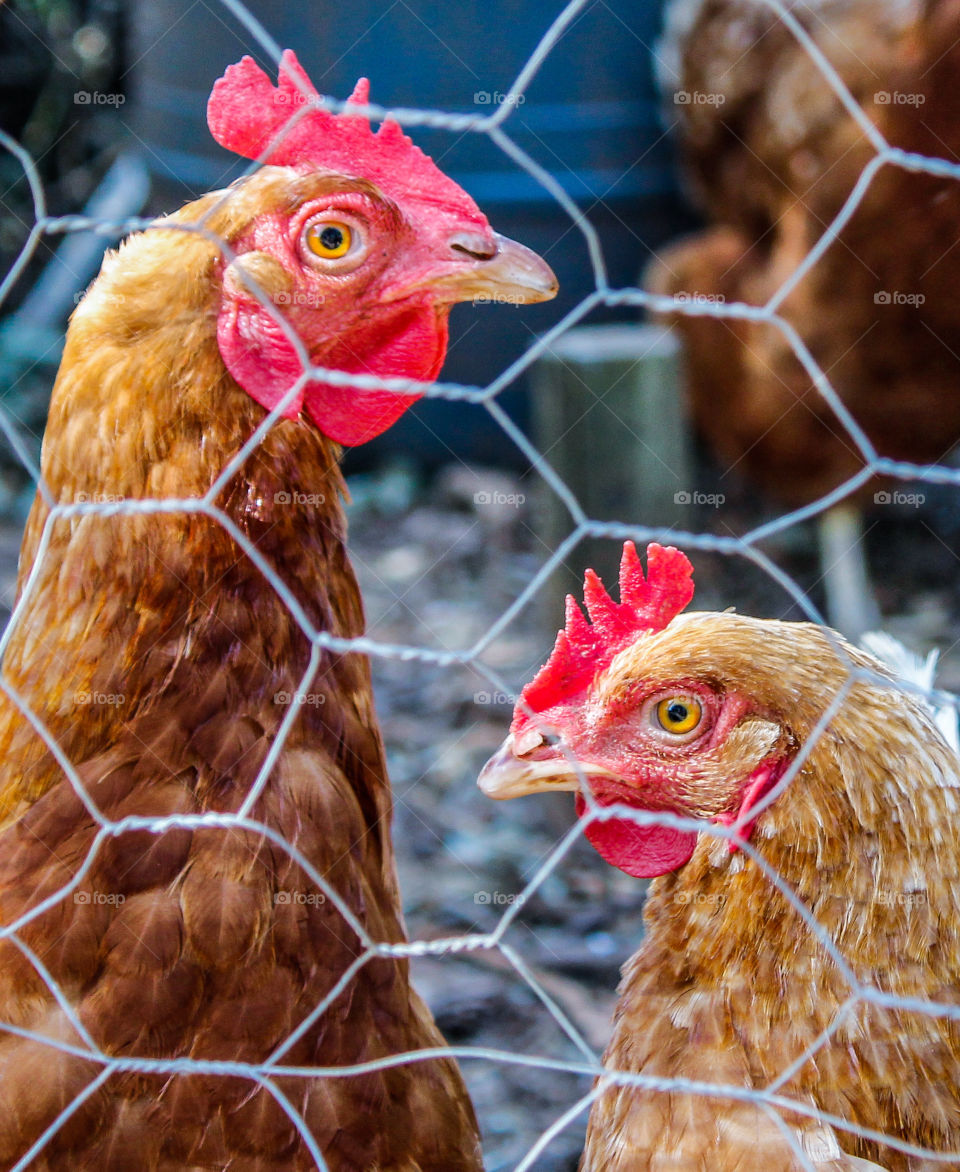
[208,51,557,445]
[478,544,828,878]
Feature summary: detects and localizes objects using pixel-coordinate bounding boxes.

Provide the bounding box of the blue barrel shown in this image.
[128,0,690,468]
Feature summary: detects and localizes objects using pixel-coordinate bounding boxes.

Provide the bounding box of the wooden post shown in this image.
[530,322,691,617]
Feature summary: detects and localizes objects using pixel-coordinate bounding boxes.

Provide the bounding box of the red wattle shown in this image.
[576,793,698,879]
[303,304,445,445]
[217,293,446,446]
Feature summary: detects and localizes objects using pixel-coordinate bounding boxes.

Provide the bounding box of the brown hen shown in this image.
[648,0,960,635]
[0,52,556,1170]
[481,543,960,1170]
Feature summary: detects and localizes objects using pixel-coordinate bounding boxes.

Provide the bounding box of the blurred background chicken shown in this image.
[0,50,556,1169]
[481,542,960,1170]
[647,0,960,637]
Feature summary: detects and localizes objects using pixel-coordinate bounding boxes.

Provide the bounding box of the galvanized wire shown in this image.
[1,0,959,1167]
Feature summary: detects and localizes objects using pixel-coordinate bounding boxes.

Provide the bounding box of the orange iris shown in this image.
[305,221,352,259]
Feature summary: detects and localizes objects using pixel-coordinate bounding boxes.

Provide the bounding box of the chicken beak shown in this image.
[429,232,558,305]
[478,732,613,800]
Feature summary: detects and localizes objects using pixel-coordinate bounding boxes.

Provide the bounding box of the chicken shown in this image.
[647,0,960,636]
[479,542,960,1169]
[0,51,555,1169]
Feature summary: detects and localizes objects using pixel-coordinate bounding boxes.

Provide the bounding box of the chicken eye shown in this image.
[654,696,703,736]
[305,221,353,259]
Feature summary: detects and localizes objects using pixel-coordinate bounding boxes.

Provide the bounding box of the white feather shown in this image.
[861,631,960,754]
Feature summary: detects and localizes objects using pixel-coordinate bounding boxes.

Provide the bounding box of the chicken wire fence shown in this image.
[1,0,960,1167]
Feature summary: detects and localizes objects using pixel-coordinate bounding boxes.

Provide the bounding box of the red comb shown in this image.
[206,51,487,222]
[516,543,694,722]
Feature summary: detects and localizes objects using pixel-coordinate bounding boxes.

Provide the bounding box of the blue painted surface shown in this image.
[129,1,672,196]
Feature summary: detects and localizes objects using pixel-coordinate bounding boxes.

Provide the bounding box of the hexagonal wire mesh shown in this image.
[2,0,960,1168]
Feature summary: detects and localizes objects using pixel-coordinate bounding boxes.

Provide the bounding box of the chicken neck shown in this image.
[0,215,391,848]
